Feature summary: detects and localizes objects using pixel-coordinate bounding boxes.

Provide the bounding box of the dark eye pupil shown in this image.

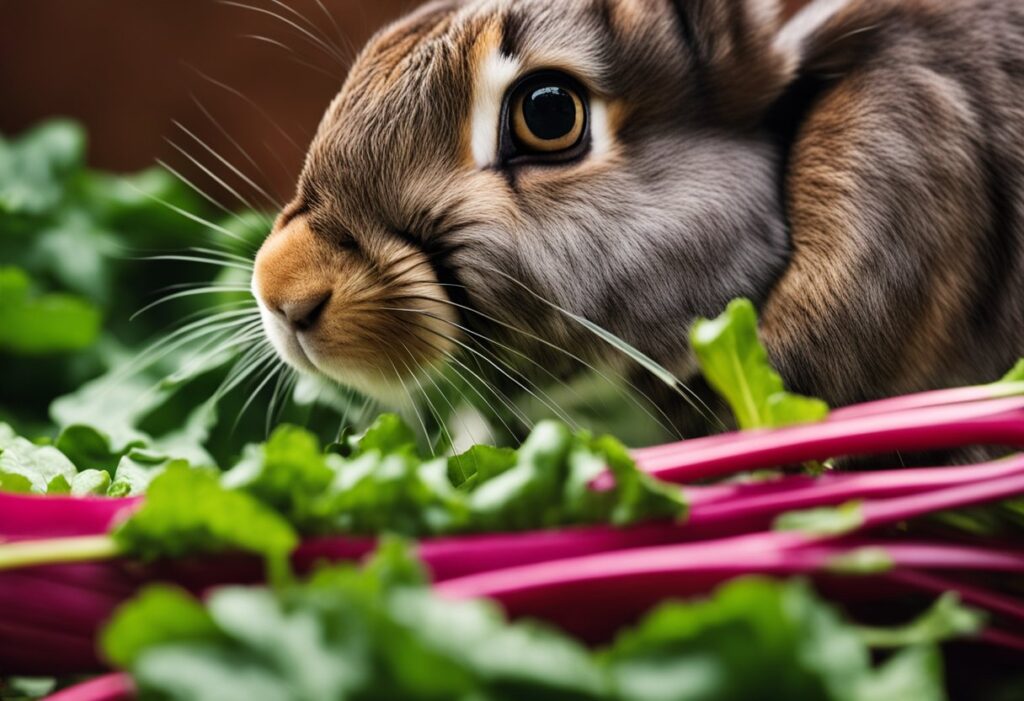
[523,86,576,140]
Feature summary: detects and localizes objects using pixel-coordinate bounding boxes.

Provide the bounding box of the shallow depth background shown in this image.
[0,0,809,205]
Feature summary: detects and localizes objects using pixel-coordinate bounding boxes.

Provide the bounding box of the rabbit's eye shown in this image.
[502,71,589,163]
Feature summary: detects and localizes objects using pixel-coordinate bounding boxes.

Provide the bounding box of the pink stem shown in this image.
[43,674,133,701]
[829,382,1024,422]
[0,494,139,540]
[605,400,1024,488]
[686,456,1024,525]
[979,628,1024,653]
[887,569,1024,625]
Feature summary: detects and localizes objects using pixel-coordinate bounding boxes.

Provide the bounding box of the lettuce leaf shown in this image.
[690,299,829,430]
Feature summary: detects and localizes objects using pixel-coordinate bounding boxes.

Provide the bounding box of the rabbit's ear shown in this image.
[673,0,794,123]
[676,0,882,124]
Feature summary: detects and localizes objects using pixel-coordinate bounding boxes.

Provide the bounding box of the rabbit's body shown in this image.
[765,0,1024,407]
[252,0,1024,431]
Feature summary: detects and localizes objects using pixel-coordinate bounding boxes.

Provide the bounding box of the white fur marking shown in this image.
[471,48,521,168]
[589,99,613,159]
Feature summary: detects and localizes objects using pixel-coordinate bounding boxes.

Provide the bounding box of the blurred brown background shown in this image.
[0,0,808,208]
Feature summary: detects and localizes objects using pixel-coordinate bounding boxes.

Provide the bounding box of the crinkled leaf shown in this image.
[107,453,169,497]
[70,468,112,496]
[0,422,77,493]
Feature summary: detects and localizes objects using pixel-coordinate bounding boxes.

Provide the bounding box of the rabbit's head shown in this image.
[252,0,848,403]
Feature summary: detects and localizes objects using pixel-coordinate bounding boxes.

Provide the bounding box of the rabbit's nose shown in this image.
[277,292,331,331]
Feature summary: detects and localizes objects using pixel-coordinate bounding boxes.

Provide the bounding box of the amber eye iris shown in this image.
[513,82,585,153]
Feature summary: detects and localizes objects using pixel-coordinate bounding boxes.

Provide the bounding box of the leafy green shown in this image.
[606,577,946,701]
[774,501,865,537]
[112,463,299,570]
[0,120,85,215]
[0,423,77,494]
[0,267,101,355]
[999,359,1024,384]
[215,415,686,541]
[0,677,56,701]
[102,553,948,701]
[691,299,829,430]
[856,593,985,649]
[101,585,223,669]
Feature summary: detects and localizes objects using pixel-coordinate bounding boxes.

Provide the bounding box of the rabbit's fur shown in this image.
[253,0,1024,430]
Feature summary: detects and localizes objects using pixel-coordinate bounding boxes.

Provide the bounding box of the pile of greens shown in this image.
[0,120,370,470]
[101,543,950,701]
[3,119,1024,701]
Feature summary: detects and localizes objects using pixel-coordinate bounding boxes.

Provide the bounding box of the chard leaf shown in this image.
[0,267,101,355]
[70,468,112,496]
[999,358,1024,384]
[101,585,222,668]
[112,463,299,567]
[0,120,85,215]
[447,444,516,489]
[690,298,829,430]
[55,424,142,475]
[851,645,945,701]
[0,422,77,493]
[347,413,419,457]
[107,453,167,497]
[103,557,948,701]
[856,593,985,649]
[774,501,865,537]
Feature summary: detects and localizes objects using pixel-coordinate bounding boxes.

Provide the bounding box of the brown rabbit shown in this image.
[252,0,1024,433]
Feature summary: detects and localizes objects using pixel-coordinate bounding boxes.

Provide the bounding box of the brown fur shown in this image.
[253,0,1024,431]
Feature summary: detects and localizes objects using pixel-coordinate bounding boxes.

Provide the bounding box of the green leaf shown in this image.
[70,468,112,496]
[467,421,574,530]
[448,444,516,489]
[774,501,865,537]
[56,424,140,475]
[348,413,419,457]
[113,463,299,568]
[998,358,1024,384]
[0,422,77,494]
[825,547,895,575]
[0,120,85,215]
[851,646,946,701]
[0,267,101,355]
[856,593,985,649]
[107,452,168,497]
[607,577,943,701]
[0,677,57,700]
[690,298,829,430]
[101,585,222,668]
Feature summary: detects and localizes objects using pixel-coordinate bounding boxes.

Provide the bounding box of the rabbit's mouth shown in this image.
[251,213,460,404]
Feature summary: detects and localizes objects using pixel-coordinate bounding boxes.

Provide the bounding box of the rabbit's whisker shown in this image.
[242,34,345,81]
[385,308,578,429]
[172,119,282,219]
[220,1,347,66]
[164,140,273,229]
[191,96,289,210]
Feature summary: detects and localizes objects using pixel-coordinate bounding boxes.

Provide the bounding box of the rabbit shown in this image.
[252,0,1024,436]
